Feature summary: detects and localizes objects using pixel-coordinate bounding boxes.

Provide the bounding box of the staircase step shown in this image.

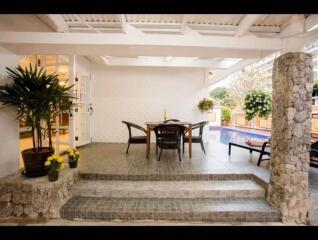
[71,180,265,199]
[60,197,280,222]
[79,173,254,181]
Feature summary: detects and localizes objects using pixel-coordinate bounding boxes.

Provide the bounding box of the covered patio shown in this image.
[1,14,318,225]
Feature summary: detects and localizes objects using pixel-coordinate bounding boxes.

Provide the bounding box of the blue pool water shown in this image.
[210,126,271,145]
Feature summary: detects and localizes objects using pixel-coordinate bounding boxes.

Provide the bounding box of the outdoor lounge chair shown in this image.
[228,140,271,166]
[310,141,318,168]
[122,121,147,154]
[229,139,318,167]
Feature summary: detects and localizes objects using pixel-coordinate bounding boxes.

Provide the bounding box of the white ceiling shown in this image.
[1,14,318,86]
[60,14,295,37]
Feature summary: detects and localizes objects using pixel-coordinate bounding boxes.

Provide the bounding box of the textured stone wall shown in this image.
[0,168,79,219]
[268,52,313,224]
[308,194,318,225]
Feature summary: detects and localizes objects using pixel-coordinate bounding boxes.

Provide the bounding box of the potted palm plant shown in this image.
[0,64,74,177]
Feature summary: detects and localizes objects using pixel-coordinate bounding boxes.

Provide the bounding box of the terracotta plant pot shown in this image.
[222,120,230,126]
[69,161,78,168]
[48,172,59,182]
[21,147,54,178]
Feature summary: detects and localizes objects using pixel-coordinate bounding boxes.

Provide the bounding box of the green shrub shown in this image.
[313,80,318,96]
[243,90,272,121]
[221,107,231,121]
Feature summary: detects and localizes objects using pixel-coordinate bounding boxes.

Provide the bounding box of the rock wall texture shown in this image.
[308,194,318,225]
[268,52,313,224]
[0,168,79,219]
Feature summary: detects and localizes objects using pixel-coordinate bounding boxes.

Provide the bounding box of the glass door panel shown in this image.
[75,75,91,146]
[43,55,71,153]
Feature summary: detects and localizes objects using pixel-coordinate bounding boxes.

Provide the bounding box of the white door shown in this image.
[74,75,92,146]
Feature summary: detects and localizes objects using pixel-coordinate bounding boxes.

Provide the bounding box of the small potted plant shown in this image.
[45,154,64,182]
[66,148,80,168]
[221,107,231,126]
[197,98,214,113]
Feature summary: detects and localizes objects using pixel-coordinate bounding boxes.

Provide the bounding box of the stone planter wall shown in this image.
[0,168,79,219]
[268,52,313,224]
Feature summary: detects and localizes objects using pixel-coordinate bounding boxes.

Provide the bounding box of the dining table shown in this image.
[145,121,193,158]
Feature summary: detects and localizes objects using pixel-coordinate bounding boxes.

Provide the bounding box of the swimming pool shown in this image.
[210,126,271,145]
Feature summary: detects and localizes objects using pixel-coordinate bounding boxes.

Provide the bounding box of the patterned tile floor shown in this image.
[78,140,270,181]
[77,131,318,194]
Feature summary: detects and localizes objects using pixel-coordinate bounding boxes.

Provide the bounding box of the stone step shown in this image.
[60,197,280,222]
[71,180,265,199]
[79,173,255,181]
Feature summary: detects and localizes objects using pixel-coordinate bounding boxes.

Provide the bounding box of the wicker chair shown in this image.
[122,121,147,154]
[154,124,186,163]
[183,121,209,154]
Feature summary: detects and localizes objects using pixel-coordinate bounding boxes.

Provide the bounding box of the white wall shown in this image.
[0,46,21,179]
[91,65,209,143]
[76,56,91,76]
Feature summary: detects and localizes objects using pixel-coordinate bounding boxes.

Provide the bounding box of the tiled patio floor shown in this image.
[77,131,318,194]
[78,143,270,181]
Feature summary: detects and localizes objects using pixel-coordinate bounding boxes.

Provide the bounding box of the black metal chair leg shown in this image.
[257,153,263,166]
[158,149,163,162]
[156,143,158,154]
[200,141,206,155]
[178,148,182,163]
[126,142,130,154]
[228,143,231,155]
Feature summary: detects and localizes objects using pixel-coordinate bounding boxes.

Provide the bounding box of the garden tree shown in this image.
[209,87,235,108]
[210,87,227,99]
[228,65,272,107]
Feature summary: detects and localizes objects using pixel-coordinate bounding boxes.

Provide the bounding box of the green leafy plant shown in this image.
[197,98,214,113]
[0,64,74,151]
[313,80,318,96]
[45,154,64,174]
[221,107,231,121]
[210,87,236,108]
[243,90,272,121]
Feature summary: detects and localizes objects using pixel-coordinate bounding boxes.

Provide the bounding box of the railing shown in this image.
[231,113,271,131]
[228,112,318,136]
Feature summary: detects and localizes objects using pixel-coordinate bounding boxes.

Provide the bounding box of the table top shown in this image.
[145,121,192,125]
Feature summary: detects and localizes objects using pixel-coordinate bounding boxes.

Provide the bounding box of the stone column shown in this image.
[268,52,313,224]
